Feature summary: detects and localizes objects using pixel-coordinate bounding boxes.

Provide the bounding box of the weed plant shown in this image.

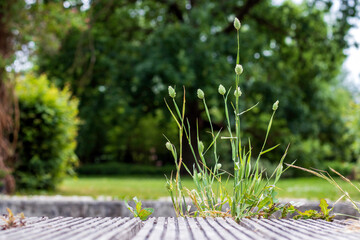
[164,18,291,221]
[125,197,154,221]
[0,208,25,230]
[290,164,360,218]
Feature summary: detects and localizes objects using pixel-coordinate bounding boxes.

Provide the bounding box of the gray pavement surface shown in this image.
[1,217,360,240]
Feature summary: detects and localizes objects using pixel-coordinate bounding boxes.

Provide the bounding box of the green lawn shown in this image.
[54,176,360,201]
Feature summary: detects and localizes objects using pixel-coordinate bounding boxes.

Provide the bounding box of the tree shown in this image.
[37,0,360,172]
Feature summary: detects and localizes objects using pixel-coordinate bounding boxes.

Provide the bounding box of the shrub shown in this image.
[14,74,79,190]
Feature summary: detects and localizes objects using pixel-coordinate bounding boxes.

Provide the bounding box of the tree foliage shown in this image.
[31,0,360,173]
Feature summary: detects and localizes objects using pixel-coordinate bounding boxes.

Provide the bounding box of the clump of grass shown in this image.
[164,18,291,221]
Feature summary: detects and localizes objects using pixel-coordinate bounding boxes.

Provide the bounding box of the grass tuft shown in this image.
[164,18,290,220]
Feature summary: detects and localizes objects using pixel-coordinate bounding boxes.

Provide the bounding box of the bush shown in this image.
[14,74,79,190]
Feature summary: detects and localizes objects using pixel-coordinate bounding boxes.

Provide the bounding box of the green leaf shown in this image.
[135,199,142,215]
[138,208,154,221]
[319,198,332,216]
[260,144,281,155]
[238,102,259,116]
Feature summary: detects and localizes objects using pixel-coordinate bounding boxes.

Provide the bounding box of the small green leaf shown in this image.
[138,208,154,221]
[260,144,281,155]
[319,199,331,216]
[136,200,142,215]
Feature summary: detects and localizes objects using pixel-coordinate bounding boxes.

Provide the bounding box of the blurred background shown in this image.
[0,0,359,199]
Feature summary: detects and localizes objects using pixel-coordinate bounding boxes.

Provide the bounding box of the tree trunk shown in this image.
[0,81,17,194]
[0,2,19,194]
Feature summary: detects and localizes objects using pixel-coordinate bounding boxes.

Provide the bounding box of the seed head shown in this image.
[165,142,173,151]
[234,17,241,30]
[197,173,202,180]
[235,64,243,75]
[234,87,242,97]
[168,86,176,98]
[272,100,279,111]
[198,141,204,154]
[197,89,205,99]
[218,84,226,95]
[215,163,222,170]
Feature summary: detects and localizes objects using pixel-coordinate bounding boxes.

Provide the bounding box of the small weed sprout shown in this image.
[124,197,154,221]
[0,208,25,230]
[164,18,291,221]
